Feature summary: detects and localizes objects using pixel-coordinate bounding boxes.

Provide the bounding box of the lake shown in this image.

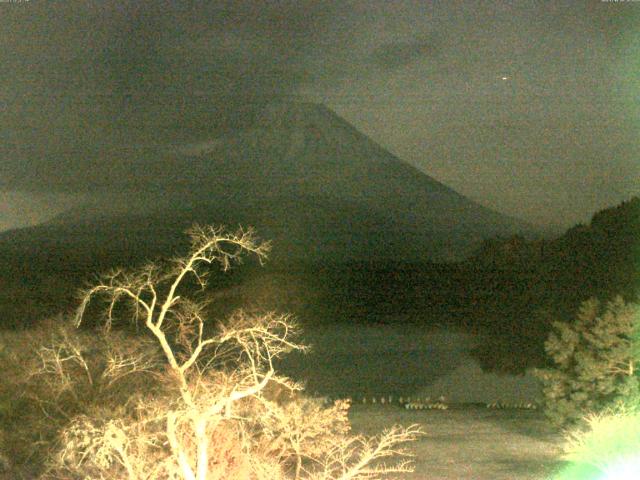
[277,323,543,403]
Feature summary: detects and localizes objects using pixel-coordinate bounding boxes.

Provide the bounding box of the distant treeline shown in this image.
[267,196,640,371]
[0,197,637,373]
[460,196,639,371]
[472,197,639,320]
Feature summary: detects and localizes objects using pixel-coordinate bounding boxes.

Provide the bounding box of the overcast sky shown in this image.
[1,0,638,231]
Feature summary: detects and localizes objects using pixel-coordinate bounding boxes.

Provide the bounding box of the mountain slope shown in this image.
[170,102,528,235]
[5,102,532,266]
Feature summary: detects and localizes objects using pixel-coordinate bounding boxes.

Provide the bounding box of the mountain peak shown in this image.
[35,103,533,262]
[256,101,342,129]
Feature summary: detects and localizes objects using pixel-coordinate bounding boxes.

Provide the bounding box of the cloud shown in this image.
[0,0,353,193]
[368,39,436,71]
[1,0,638,230]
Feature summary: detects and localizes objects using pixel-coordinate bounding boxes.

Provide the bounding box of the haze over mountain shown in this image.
[4,102,532,265]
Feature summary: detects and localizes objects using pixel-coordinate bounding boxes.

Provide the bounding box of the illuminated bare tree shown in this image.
[38,225,421,480]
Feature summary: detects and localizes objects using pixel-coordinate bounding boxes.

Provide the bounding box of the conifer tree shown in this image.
[535,296,640,426]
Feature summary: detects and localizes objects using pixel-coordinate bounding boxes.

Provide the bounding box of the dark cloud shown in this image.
[369,39,436,71]
[0,0,638,228]
[0,0,354,192]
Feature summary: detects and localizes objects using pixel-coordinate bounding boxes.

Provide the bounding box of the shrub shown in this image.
[9,225,421,480]
[534,296,640,426]
[0,315,164,476]
[550,400,640,480]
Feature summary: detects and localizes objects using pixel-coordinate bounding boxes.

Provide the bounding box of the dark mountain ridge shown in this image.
[0,102,537,330]
[14,102,532,267]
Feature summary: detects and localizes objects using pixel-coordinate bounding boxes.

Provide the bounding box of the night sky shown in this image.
[1,0,638,231]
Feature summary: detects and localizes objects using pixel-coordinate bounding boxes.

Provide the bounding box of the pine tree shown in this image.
[534,296,640,426]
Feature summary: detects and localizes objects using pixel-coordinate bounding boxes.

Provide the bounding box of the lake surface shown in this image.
[277,324,542,403]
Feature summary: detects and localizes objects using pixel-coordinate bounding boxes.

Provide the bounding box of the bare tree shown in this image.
[36,225,421,480]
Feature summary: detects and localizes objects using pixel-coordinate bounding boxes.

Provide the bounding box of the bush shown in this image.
[534,296,640,426]
[0,315,164,476]
[2,225,422,479]
[550,400,640,480]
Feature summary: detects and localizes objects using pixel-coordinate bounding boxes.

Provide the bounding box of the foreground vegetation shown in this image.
[530,291,640,479]
[535,297,640,426]
[552,402,640,480]
[0,196,638,478]
[0,226,420,479]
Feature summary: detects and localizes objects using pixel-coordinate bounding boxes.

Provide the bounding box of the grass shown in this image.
[348,404,566,480]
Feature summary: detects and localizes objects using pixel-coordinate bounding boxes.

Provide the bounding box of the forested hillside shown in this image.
[0,197,637,376]
[467,196,640,371]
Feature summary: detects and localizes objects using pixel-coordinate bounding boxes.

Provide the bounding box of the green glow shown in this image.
[600,456,640,479]
[551,449,640,480]
[549,394,640,480]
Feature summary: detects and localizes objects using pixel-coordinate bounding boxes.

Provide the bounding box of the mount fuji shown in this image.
[1,102,532,269]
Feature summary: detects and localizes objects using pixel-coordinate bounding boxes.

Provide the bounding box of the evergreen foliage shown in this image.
[535,296,640,426]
